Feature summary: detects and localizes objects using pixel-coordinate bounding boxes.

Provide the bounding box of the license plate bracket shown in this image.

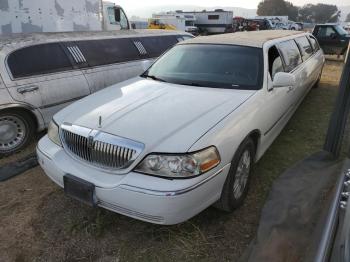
[63,174,96,207]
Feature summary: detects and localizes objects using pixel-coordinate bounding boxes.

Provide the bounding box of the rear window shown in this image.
[7,43,73,78]
[208,15,219,20]
[277,40,302,72]
[295,36,313,61]
[139,35,179,57]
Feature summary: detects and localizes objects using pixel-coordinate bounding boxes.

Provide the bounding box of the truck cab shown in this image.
[102,2,130,31]
[312,24,350,56]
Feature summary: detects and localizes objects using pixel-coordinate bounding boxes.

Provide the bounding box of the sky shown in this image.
[116,0,350,11]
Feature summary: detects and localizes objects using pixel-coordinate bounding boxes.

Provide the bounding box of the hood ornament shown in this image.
[98,116,102,128]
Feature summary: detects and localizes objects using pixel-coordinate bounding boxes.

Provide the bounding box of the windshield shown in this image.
[143,44,263,90]
[335,25,348,35]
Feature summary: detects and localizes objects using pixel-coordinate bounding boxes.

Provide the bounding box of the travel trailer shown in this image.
[176,10,234,34]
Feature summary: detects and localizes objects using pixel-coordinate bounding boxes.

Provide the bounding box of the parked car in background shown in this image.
[37,30,324,225]
[312,24,350,56]
[0,30,193,155]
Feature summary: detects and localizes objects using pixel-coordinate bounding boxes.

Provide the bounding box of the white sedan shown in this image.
[37,30,325,225]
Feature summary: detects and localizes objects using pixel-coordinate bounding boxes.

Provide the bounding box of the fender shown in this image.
[0,103,46,131]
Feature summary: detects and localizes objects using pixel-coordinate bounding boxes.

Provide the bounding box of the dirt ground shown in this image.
[0,59,345,262]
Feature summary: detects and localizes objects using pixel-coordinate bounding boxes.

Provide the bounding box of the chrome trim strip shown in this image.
[98,200,164,223]
[119,164,230,196]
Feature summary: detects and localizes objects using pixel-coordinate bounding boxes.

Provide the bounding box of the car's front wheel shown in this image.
[214,137,255,212]
[0,110,34,156]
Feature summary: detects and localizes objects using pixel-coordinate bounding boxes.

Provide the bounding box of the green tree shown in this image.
[257,0,287,16]
[346,13,350,22]
[257,0,299,21]
[298,4,338,23]
[285,1,299,21]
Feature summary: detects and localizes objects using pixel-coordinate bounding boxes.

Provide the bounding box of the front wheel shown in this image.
[214,138,255,212]
[0,110,34,156]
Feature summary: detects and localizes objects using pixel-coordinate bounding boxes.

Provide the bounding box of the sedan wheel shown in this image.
[214,137,255,212]
[233,150,251,199]
[0,111,34,156]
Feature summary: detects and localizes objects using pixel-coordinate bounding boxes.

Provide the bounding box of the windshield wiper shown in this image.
[141,74,167,82]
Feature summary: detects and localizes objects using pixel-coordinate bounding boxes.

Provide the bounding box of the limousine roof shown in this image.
[0,29,189,51]
[181,30,305,48]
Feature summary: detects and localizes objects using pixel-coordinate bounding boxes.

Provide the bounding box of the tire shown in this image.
[214,137,255,212]
[0,110,34,156]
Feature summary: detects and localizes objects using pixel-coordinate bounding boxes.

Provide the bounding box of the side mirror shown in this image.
[273,72,296,88]
[114,8,121,22]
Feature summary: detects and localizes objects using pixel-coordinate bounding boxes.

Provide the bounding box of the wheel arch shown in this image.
[246,129,261,161]
[0,104,44,131]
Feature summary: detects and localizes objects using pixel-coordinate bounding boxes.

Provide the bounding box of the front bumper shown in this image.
[37,135,230,225]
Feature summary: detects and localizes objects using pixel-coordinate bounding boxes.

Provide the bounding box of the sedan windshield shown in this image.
[143,44,263,90]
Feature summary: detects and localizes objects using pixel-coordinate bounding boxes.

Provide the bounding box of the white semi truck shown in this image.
[0,0,130,34]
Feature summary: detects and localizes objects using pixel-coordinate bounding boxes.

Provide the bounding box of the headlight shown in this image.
[47,120,62,146]
[134,146,220,178]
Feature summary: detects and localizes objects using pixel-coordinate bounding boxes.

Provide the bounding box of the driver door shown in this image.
[315,26,341,54]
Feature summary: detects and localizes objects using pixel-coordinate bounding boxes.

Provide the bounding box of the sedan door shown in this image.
[314,26,342,54]
[261,44,296,142]
[2,43,90,125]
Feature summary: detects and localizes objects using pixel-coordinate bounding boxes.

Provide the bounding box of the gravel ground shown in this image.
[0,60,345,262]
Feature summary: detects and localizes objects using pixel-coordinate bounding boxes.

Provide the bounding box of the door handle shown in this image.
[17,85,39,94]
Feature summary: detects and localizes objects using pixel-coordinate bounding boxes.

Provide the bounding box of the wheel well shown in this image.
[248,130,261,154]
[0,107,38,130]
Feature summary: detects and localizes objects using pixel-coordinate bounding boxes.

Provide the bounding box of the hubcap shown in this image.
[0,115,26,152]
[233,150,251,199]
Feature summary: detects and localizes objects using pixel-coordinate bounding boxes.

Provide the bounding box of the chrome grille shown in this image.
[60,124,144,170]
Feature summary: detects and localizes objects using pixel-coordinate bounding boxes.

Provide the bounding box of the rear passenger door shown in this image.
[277,39,303,106]
[76,37,147,93]
[3,43,90,125]
[78,35,179,94]
[294,36,315,98]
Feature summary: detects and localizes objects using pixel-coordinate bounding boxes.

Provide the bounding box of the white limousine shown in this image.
[37,30,325,224]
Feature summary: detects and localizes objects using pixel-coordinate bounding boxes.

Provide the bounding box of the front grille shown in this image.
[60,124,144,170]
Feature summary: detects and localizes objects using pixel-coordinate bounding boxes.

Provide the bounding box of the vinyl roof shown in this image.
[181,30,306,48]
[0,29,189,51]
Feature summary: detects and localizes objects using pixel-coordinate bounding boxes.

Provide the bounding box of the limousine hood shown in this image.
[55,77,255,152]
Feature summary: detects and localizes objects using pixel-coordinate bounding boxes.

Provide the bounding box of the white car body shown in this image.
[37,31,325,224]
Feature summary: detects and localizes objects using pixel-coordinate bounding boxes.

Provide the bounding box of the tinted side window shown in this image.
[308,35,320,52]
[140,35,178,57]
[77,38,141,67]
[277,40,302,72]
[208,15,219,20]
[295,36,313,61]
[8,43,73,78]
